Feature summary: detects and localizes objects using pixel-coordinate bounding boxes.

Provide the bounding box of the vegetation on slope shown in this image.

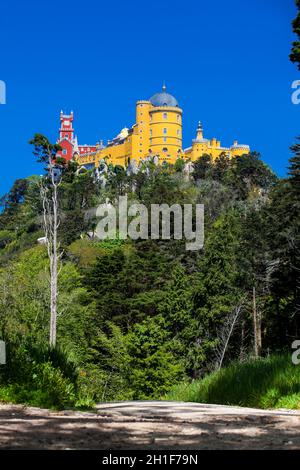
[165,354,300,409]
[0,146,298,409]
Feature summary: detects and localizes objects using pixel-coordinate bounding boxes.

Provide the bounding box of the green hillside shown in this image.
[0,147,299,409]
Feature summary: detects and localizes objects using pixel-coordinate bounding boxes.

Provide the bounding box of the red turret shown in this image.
[56,111,75,161]
[56,111,97,161]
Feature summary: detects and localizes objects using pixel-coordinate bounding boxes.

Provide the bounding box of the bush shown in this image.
[0,362,76,409]
[32,362,76,408]
[76,364,132,403]
[0,343,77,409]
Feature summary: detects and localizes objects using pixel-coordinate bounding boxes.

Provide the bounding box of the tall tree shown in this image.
[30,134,62,347]
[158,264,199,375]
[193,154,212,181]
[290,0,300,69]
[288,139,300,189]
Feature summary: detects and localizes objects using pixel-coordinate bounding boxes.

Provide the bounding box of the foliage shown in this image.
[0,137,298,408]
[125,315,185,399]
[290,0,300,69]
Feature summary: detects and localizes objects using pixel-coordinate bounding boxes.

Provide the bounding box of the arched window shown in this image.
[163,112,168,120]
[162,147,168,152]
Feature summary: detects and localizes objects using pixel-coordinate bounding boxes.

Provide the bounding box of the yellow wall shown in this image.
[189,138,250,162]
[149,106,182,162]
[134,101,151,162]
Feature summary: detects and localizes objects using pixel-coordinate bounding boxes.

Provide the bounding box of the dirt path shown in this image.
[0,401,299,449]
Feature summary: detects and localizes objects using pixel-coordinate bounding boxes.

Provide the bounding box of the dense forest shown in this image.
[0,0,299,411]
[0,144,299,408]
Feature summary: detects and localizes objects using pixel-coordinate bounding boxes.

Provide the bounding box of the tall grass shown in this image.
[165,354,300,409]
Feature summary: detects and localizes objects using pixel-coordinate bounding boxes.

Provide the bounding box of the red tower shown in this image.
[56,111,75,161]
[56,111,97,161]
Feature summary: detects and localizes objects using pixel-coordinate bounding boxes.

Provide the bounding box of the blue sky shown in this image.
[0,0,299,197]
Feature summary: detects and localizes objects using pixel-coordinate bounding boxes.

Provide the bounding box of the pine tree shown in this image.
[288,139,300,191]
[290,0,300,69]
[125,314,184,399]
[193,210,243,372]
[158,264,200,375]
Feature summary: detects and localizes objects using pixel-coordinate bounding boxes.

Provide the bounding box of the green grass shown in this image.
[165,354,300,409]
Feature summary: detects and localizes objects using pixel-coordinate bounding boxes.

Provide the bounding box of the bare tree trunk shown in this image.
[49,181,58,347]
[215,302,244,370]
[239,320,245,360]
[252,286,262,357]
[252,286,258,357]
[41,153,61,348]
[257,308,262,357]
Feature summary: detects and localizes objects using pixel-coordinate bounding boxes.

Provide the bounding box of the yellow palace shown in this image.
[76,85,250,168]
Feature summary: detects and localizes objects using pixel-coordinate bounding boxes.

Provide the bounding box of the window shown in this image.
[163,128,167,134]
[177,115,180,122]
[163,137,167,142]
[162,147,168,152]
[65,134,68,138]
[150,130,152,136]
[163,112,167,120]
[62,149,67,155]
[177,130,180,136]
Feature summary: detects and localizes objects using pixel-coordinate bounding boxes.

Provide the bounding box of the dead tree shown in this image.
[252,286,262,358]
[30,135,63,347]
[251,259,280,358]
[214,301,244,370]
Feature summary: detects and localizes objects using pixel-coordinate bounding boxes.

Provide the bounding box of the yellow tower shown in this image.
[148,84,183,162]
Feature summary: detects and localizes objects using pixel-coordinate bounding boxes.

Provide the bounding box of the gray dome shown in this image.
[149,84,179,107]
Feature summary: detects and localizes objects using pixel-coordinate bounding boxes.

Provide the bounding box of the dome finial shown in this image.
[162,81,166,92]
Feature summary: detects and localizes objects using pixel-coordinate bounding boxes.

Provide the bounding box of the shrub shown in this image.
[0,342,77,409]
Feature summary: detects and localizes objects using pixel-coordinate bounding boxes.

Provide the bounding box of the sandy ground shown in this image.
[0,401,299,450]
